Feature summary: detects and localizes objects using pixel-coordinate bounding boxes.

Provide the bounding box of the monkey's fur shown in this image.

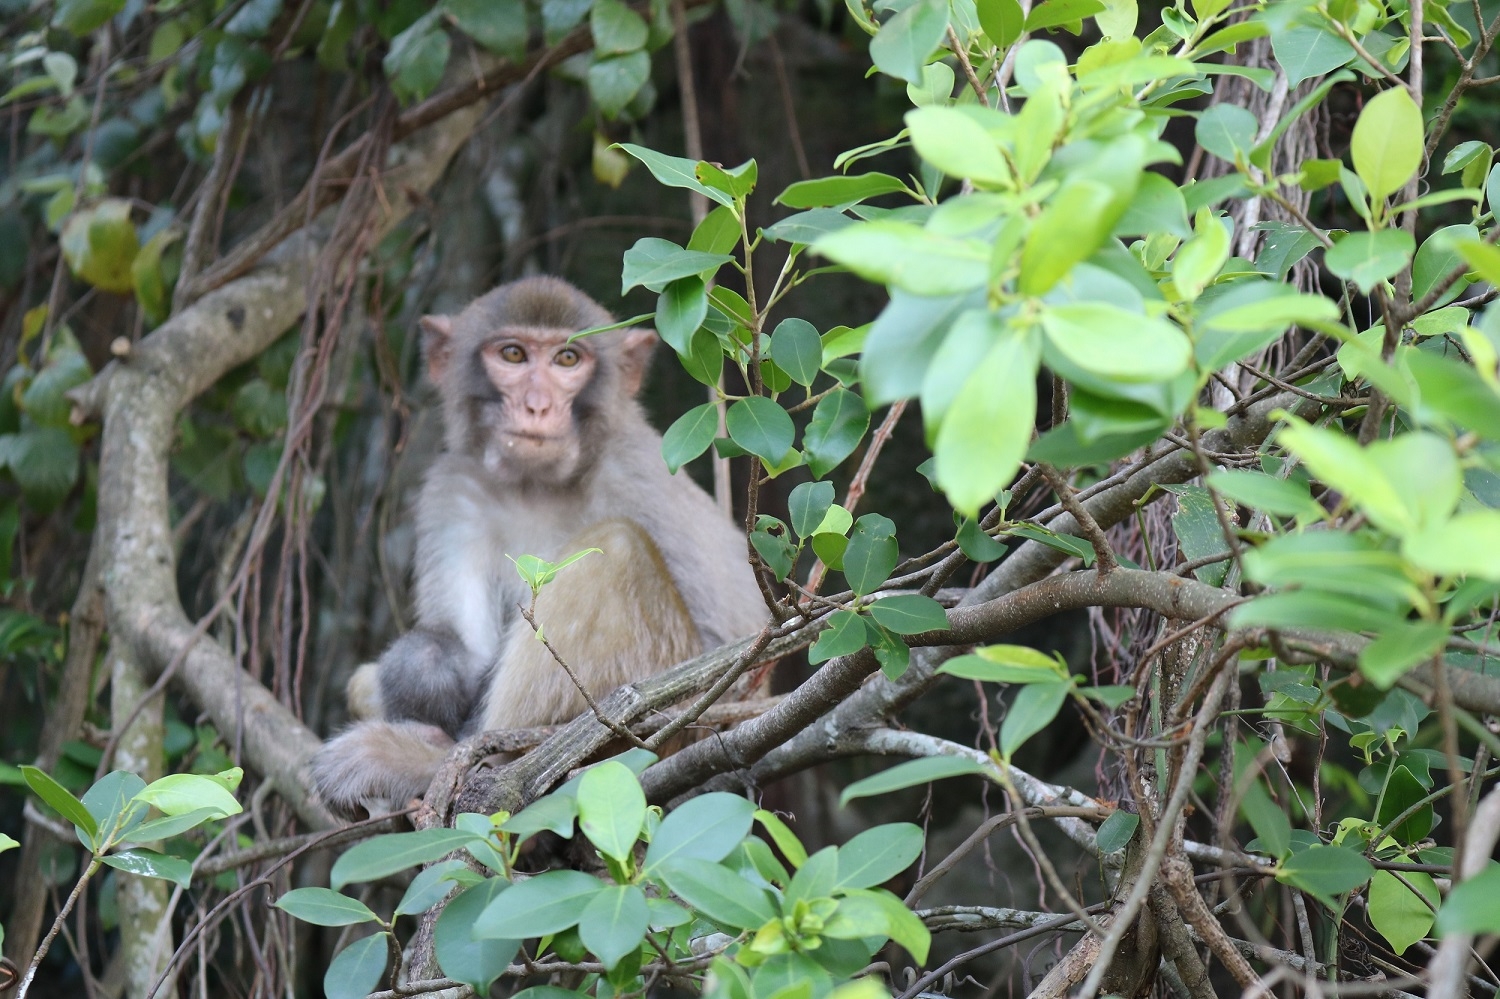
[309,277,764,818]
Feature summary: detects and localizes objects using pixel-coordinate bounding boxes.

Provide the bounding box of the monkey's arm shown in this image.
[366,628,487,737]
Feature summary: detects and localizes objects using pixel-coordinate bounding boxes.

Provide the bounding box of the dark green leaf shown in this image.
[474,869,602,938]
[843,513,898,597]
[436,879,519,991]
[643,793,755,872]
[383,14,450,103]
[395,859,468,916]
[808,610,869,664]
[579,884,649,970]
[1095,811,1139,853]
[657,858,776,929]
[621,238,733,294]
[444,0,527,58]
[867,594,948,635]
[591,0,648,53]
[788,481,836,539]
[834,823,923,889]
[53,0,125,34]
[273,887,379,926]
[587,51,650,118]
[331,828,480,889]
[727,397,795,465]
[1374,765,1434,845]
[21,765,97,843]
[838,756,990,806]
[324,934,387,999]
[657,277,707,353]
[1277,845,1373,907]
[1000,680,1071,759]
[615,144,735,208]
[770,319,822,387]
[662,403,718,473]
[101,850,192,888]
[804,389,869,478]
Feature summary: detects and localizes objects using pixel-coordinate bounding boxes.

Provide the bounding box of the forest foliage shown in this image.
[2,0,1500,995]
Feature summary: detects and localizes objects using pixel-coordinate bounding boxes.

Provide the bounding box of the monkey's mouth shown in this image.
[503,431,564,446]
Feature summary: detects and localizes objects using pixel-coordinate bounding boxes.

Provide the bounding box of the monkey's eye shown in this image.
[499,345,526,363]
[555,348,582,367]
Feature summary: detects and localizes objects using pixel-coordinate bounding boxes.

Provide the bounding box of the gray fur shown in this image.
[309,277,765,819]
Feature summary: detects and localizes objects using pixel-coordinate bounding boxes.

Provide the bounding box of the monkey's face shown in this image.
[471,329,596,482]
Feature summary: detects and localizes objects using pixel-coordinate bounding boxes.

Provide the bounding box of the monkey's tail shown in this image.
[306,721,454,820]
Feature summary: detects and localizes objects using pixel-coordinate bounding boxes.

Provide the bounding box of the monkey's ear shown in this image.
[618,329,658,397]
[418,315,454,382]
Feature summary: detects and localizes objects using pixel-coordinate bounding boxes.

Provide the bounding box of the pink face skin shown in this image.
[477,330,597,480]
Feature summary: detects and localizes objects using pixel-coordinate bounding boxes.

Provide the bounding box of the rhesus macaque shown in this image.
[310,277,765,818]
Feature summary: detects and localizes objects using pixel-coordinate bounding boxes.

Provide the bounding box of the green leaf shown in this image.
[785,845,838,908]
[1206,469,1321,520]
[52,0,125,34]
[60,198,138,293]
[690,205,742,254]
[21,765,98,843]
[579,884,649,970]
[843,513,898,596]
[324,934,387,999]
[1269,24,1354,87]
[125,806,223,843]
[754,810,808,868]
[101,849,192,888]
[591,0,648,53]
[1403,510,1500,581]
[1230,590,1392,634]
[657,858,777,929]
[762,208,856,245]
[132,228,179,325]
[643,792,755,872]
[867,621,911,679]
[330,828,480,890]
[938,644,1063,683]
[867,595,948,635]
[777,173,907,209]
[956,518,1007,562]
[934,327,1039,517]
[273,887,380,926]
[621,238,733,294]
[838,888,930,963]
[1195,103,1257,164]
[1000,679,1071,759]
[1375,764,1435,844]
[976,0,1024,47]
[578,760,647,863]
[1277,845,1373,908]
[435,879,519,992]
[1412,224,1477,304]
[770,319,822,387]
[1172,208,1230,302]
[804,389,869,478]
[1359,622,1448,690]
[789,481,836,539]
[1239,778,1292,861]
[616,143,736,208]
[587,50,650,118]
[383,13,450,103]
[1095,810,1139,853]
[1434,864,1500,936]
[1369,870,1437,955]
[395,859,469,916]
[834,823,923,889]
[838,756,990,806]
[1019,181,1117,294]
[1276,418,1409,535]
[815,221,989,296]
[727,397,796,466]
[869,0,948,83]
[1325,229,1415,295]
[808,609,870,664]
[1041,303,1191,382]
[473,869,603,938]
[1442,140,1490,175]
[662,403,719,474]
[1351,86,1424,201]
[657,277,708,354]
[444,0,527,58]
[905,108,1011,186]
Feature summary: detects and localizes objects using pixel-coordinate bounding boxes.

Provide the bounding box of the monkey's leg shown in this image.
[363,627,484,737]
[307,721,456,820]
[476,519,700,733]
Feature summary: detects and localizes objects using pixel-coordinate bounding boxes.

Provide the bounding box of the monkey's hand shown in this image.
[306,721,455,821]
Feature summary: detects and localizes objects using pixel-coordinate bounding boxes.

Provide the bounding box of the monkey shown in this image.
[309,276,766,818]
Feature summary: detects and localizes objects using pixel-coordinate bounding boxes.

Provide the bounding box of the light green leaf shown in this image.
[662,403,719,473]
[815,221,988,295]
[1325,229,1415,295]
[615,143,735,208]
[643,793,756,872]
[579,884,649,970]
[1369,870,1437,955]
[905,107,1011,186]
[1351,86,1424,201]
[331,828,483,890]
[101,849,193,888]
[473,869,603,938]
[1019,181,1117,295]
[1000,679,1072,759]
[657,858,777,929]
[867,594,948,635]
[834,823,924,889]
[578,760,647,863]
[1435,864,1500,936]
[776,173,907,209]
[1041,303,1191,382]
[621,238,733,294]
[934,329,1039,517]
[1403,510,1500,581]
[1277,845,1373,908]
